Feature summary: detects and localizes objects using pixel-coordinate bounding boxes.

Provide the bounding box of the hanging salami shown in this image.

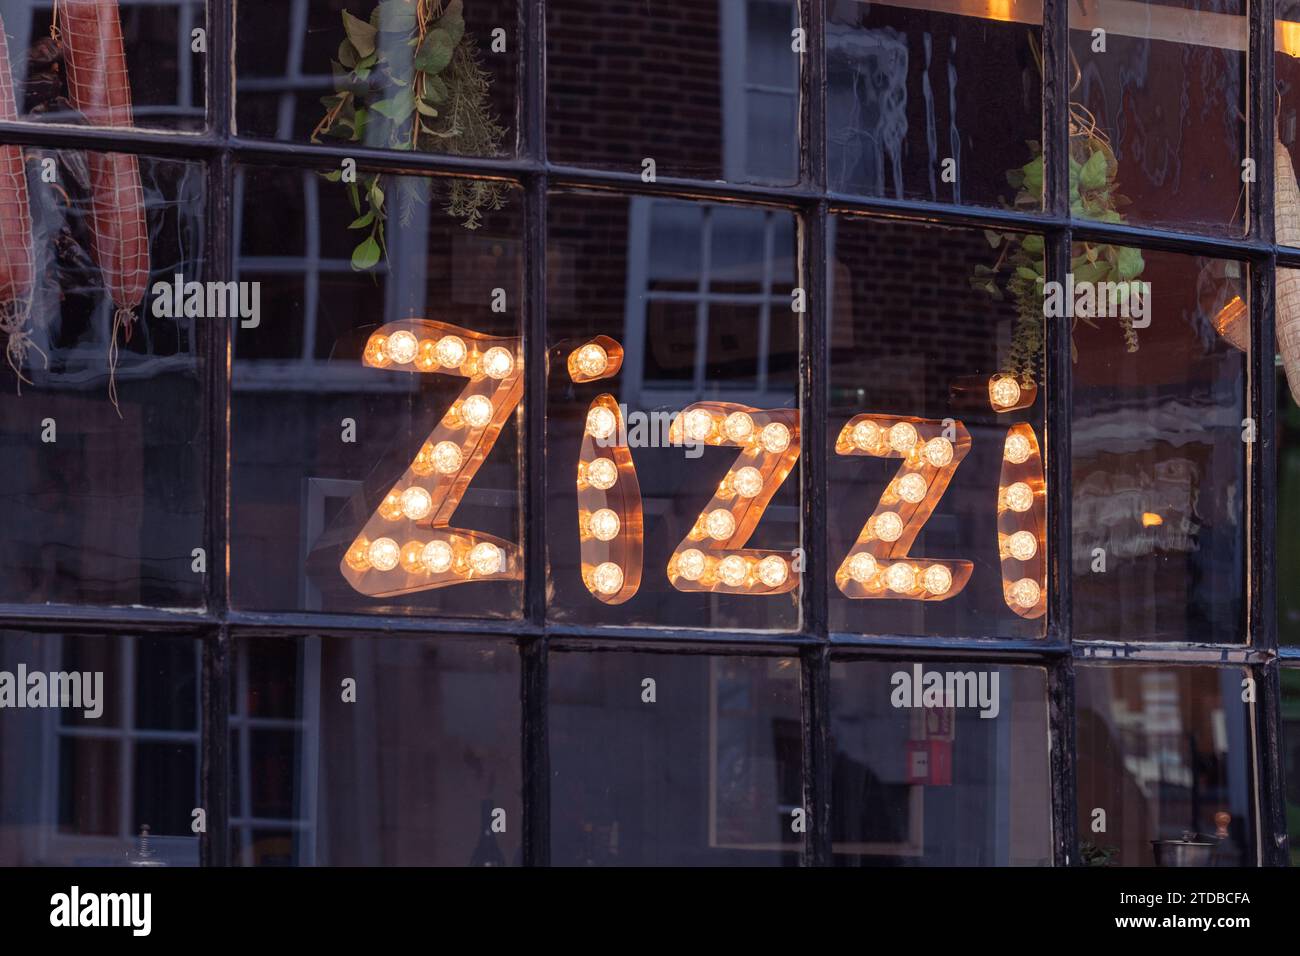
[58,0,150,411]
[0,20,37,385]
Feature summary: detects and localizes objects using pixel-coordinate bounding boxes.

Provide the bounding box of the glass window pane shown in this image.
[1071,248,1247,642]
[1076,664,1255,866]
[235,0,519,156]
[546,191,801,630]
[0,0,205,130]
[1278,7,1300,247]
[1282,668,1300,862]
[0,630,202,866]
[1278,308,1300,645]
[1069,0,1246,236]
[547,0,799,185]
[829,216,1046,638]
[229,635,522,866]
[826,0,1042,209]
[830,660,1051,865]
[0,151,206,608]
[230,164,524,618]
[549,651,803,865]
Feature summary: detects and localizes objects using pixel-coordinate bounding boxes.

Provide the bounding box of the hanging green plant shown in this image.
[312,0,507,270]
[975,38,1146,386]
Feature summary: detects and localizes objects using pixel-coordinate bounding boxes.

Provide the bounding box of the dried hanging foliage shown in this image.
[0,21,39,387]
[57,0,150,413]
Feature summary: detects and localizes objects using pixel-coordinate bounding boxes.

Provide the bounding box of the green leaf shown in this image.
[414,28,455,74]
[1015,266,1039,282]
[342,11,377,58]
[1116,246,1144,280]
[424,75,449,103]
[416,98,439,117]
[1020,234,1044,254]
[338,39,358,69]
[372,89,415,122]
[983,229,1005,248]
[1079,150,1108,191]
[347,180,361,215]
[439,0,466,46]
[352,236,382,271]
[349,210,376,229]
[323,169,343,182]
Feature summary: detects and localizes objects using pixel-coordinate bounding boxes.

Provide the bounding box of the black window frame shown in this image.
[0,0,1290,867]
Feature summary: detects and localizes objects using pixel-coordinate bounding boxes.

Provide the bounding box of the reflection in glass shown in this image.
[230,165,523,617]
[1069,0,1246,235]
[1071,248,1247,642]
[1282,668,1300,863]
[0,630,201,866]
[830,661,1051,865]
[1076,665,1255,866]
[229,636,521,866]
[828,216,1045,638]
[236,0,517,155]
[1278,340,1300,645]
[546,191,801,630]
[549,651,802,865]
[0,152,205,607]
[547,0,799,185]
[1278,10,1300,248]
[826,0,1042,209]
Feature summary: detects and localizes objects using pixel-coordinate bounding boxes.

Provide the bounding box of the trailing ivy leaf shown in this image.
[416,98,439,117]
[1021,234,1044,254]
[368,177,386,210]
[338,39,358,69]
[414,28,455,74]
[440,0,466,47]
[1116,245,1144,280]
[372,88,415,122]
[983,229,1005,248]
[349,210,376,229]
[352,236,382,271]
[1079,150,1108,191]
[347,180,361,215]
[354,107,369,140]
[1015,266,1038,282]
[424,75,449,103]
[342,11,377,57]
[323,169,343,182]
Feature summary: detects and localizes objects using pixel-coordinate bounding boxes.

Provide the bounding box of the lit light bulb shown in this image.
[379,491,404,521]
[387,330,419,365]
[367,537,400,571]
[400,486,433,520]
[435,335,468,368]
[896,472,927,504]
[873,511,903,542]
[683,408,715,442]
[1009,577,1041,608]
[677,549,707,581]
[588,508,620,541]
[705,509,737,541]
[851,420,881,451]
[847,551,878,584]
[723,411,754,443]
[573,343,609,377]
[483,346,515,379]
[416,338,439,370]
[760,422,791,453]
[412,443,436,476]
[586,457,618,490]
[401,540,425,573]
[592,562,624,595]
[432,441,463,475]
[363,334,390,367]
[1007,530,1038,561]
[469,542,503,575]
[461,394,493,428]
[1004,433,1032,464]
[1004,482,1034,513]
[922,564,952,595]
[586,406,617,440]
[422,539,453,573]
[923,437,954,467]
[345,539,371,571]
[990,376,1021,409]
[758,555,788,587]
[732,466,764,498]
[718,555,750,587]
[885,562,917,593]
[888,422,918,453]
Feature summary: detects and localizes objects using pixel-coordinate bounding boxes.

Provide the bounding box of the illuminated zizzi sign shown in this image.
[340,322,1046,618]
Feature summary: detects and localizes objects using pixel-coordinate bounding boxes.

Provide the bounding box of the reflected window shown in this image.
[1076,664,1255,866]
